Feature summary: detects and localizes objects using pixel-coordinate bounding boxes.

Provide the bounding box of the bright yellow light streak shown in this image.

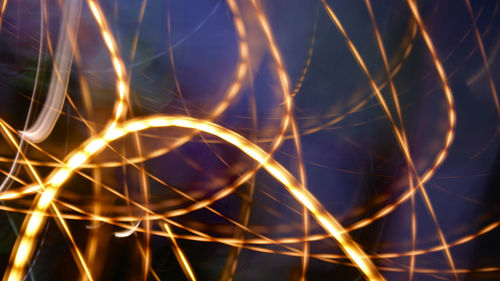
[87,1,102,26]
[103,127,126,140]
[48,169,70,187]
[163,223,197,281]
[38,188,57,208]
[124,121,148,132]
[115,101,124,120]
[0,124,93,281]
[6,271,19,281]
[102,31,116,54]
[86,0,129,125]
[25,213,44,236]
[112,57,123,78]
[12,240,33,268]
[5,115,385,281]
[67,153,87,170]
[0,184,39,200]
[84,139,106,154]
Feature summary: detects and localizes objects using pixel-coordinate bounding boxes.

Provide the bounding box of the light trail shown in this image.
[3,115,385,281]
[464,0,500,118]
[0,2,497,280]
[322,1,458,279]
[249,1,311,279]
[163,223,197,281]
[20,0,82,143]
[86,0,130,129]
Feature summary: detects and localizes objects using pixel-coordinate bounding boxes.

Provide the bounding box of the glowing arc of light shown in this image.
[5,115,385,281]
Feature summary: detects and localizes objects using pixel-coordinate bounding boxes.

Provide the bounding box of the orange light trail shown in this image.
[0,1,497,280]
[4,115,385,281]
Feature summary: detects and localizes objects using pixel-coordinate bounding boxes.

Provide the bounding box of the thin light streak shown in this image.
[114,219,142,238]
[163,223,197,281]
[322,2,458,279]
[405,1,458,279]
[0,2,496,280]
[464,0,500,118]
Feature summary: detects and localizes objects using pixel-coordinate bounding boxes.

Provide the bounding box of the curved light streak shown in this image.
[20,0,82,143]
[4,115,385,281]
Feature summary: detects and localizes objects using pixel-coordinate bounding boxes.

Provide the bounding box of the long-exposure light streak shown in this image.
[0,2,497,280]
[4,115,385,281]
[322,1,459,279]
[163,223,197,281]
[20,0,82,143]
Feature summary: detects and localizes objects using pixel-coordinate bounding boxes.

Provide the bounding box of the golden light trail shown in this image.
[4,115,385,281]
[0,2,497,280]
[163,223,197,281]
[86,0,129,129]
[248,3,312,279]
[322,2,459,279]
[0,119,93,281]
[362,1,415,279]
[0,0,8,31]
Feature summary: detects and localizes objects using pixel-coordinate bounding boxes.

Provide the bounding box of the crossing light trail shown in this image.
[4,115,385,281]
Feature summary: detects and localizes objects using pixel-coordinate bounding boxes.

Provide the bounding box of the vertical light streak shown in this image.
[322,1,458,279]
[409,175,417,281]
[363,0,406,138]
[129,131,152,281]
[250,0,292,132]
[217,1,254,280]
[249,3,311,278]
[406,1,458,279]
[86,0,129,130]
[291,117,310,281]
[0,0,8,31]
[79,168,101,281]
[0,0,46,192]
[51,203,94,281]
[363,2,416,279]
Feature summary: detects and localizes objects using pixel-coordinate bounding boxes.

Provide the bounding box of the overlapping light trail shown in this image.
[322,2,458,279]
[3,115,384,281]
[0,0,498,281]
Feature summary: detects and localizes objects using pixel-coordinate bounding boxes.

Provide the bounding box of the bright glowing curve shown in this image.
[4,115,386,281]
